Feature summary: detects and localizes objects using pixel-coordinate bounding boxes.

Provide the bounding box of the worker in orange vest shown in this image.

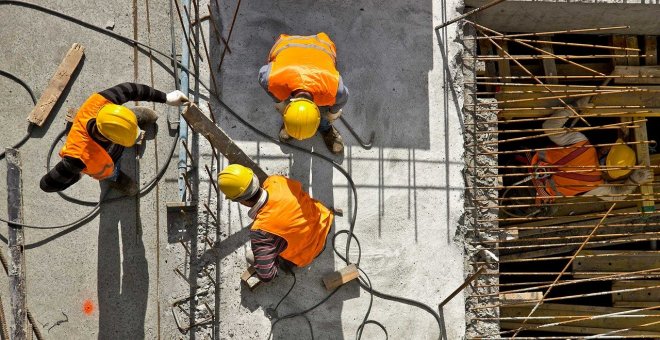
[40,83,189,195]
[258,33,349,154]
[218,164,333,281]
[530,97,652,204]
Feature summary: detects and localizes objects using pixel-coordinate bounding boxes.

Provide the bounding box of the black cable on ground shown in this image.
[0,2,444,338]
[0,69,37,160]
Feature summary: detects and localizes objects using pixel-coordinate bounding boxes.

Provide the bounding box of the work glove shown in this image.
[274,101,287,114]
[629,168,654,185]
[323,109,343,124]
[166,90,189,106]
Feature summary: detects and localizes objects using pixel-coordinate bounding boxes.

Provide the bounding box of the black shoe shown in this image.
[132,106,159,128]
[108,171,139,196]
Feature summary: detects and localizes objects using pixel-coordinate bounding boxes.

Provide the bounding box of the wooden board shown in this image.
[182,104,268,183]
[539,36,558,84]
[612,66,660,84]
[626,36,640,67]
[612,35,628,66]
[322,264,359,291]
[612,280,660,306]
[510,62,612,79]
[27,43,85,126]
[499,291,541,303]
[572,250,660,278]
[646,36,658,66]
[240,266,261,290]
[501,303,660,334]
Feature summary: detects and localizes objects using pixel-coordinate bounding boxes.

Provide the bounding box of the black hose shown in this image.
[0,2,444,338]
[0,69,37,160]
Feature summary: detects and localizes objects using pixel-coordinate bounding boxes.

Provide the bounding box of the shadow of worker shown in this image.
[267,145,358,339]
[97,150,148,340]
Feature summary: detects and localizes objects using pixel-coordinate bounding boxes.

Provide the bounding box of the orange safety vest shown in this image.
[59,93,115,180]
[251,176,333,267]
[267,33,340,107]
[531,140,603,199]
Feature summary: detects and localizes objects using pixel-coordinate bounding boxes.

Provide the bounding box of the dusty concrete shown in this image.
[466,0,660,35]
[0,0,470,338]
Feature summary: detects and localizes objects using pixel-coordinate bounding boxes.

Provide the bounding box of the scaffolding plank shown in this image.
[572,250,660,278]
[27,43,85,126]
[6,149,26,339]
[499,291,542,303]
[626,36,640,66]
[646,36,658,66]
[501,303,660,334]
[612,66,660,84]
[612,280,660,305]
[539,36,558,84]
[612,35,628,66]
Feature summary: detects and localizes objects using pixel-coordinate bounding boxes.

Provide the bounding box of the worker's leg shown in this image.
[245,247,255,265]
[318,114,344,154]
[107,163,139,196]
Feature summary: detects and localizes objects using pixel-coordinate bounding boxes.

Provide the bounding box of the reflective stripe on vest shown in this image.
[532,140,603,197]
[250,176,333,267]
[59,93,116,180]
[267,33,340,106]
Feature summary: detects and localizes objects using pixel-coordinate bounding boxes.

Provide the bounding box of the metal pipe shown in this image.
[176,0,191,201]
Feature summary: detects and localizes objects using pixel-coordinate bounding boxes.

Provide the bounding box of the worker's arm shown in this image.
[584,168,654,200]
[543,109,588,146]
[98,82,167,105]
[328,76,349,114]
[258,64,279,101]
[39,157,86,192]
[249,229,288,282]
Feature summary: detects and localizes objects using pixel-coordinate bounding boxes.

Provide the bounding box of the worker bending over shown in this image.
[218,164,333,281]
[259,32,349,154]
[531,97,653,203]
[40,83,189,195]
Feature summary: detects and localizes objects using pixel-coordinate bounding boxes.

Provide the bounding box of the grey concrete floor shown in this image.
[0,0,467,339]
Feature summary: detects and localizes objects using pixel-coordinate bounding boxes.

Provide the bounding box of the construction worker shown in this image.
[40,83,189,195]
[258,32,349,154]
[218,164,333,282]
[530,97,653,204]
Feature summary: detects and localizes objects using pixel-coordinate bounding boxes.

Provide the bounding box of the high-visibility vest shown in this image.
[59,93,115,180]
[531,140,603,198]
[267,33,340,107]
[251,176,333,267]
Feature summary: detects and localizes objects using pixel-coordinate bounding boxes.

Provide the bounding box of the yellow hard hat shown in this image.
[218,164,258,201]
[283,98,320,140]
[606,139,636,180]
[96,104,139,147]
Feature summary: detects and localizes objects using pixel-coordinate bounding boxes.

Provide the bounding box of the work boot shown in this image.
[132,106,159,128]
[108,171,139,197]
[279,124,292,143]
[320,126,344,154]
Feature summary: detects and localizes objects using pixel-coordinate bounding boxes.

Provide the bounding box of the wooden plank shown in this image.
[614,301,660,308]
[646,36,658,66]
[322,264,359,291]
[539,36,558,84]
[626,36,640,66]
[6,149,26,340]
[510,62,612,79]
[499,291,542,303]
[240,266,261,290]
[612,66,660,84]
[496,40,511,83]
[499,108,660,119]
[612,35,628,66]
[501,303,660,334]
[612,280,660,304]
[27,43,85,126]
[495,85,660,109]
[572,250,660,278]
[500,322,660,336]
[182,104,268,183]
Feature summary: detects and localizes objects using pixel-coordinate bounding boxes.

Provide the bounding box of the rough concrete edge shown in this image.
[460,22,501,339]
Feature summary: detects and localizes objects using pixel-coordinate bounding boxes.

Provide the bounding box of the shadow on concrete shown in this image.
[97,151,149,340]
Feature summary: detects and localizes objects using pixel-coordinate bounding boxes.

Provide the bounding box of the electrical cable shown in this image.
[0,1,444,338]
[0,69,37,160]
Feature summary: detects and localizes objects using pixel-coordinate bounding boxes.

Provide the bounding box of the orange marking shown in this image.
[82,299,94,315]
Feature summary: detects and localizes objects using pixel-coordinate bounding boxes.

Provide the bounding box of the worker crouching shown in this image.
[258,33,349,154]
[40,83,189,195]
[218,164,333,282]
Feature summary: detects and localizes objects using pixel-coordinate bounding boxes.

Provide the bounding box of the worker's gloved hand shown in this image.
[629,168,654,185]
[274,101,287,114]
[166,90,189,106]
[323,109,343,124]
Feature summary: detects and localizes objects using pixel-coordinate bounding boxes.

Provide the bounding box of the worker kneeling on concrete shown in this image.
[258,32,349,154]
[40,83,189,195]
[218,164,333,282]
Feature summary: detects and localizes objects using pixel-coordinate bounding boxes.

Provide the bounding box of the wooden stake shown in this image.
[6,149,26,340]
[27,43,84,126]
[322,264,359,291]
